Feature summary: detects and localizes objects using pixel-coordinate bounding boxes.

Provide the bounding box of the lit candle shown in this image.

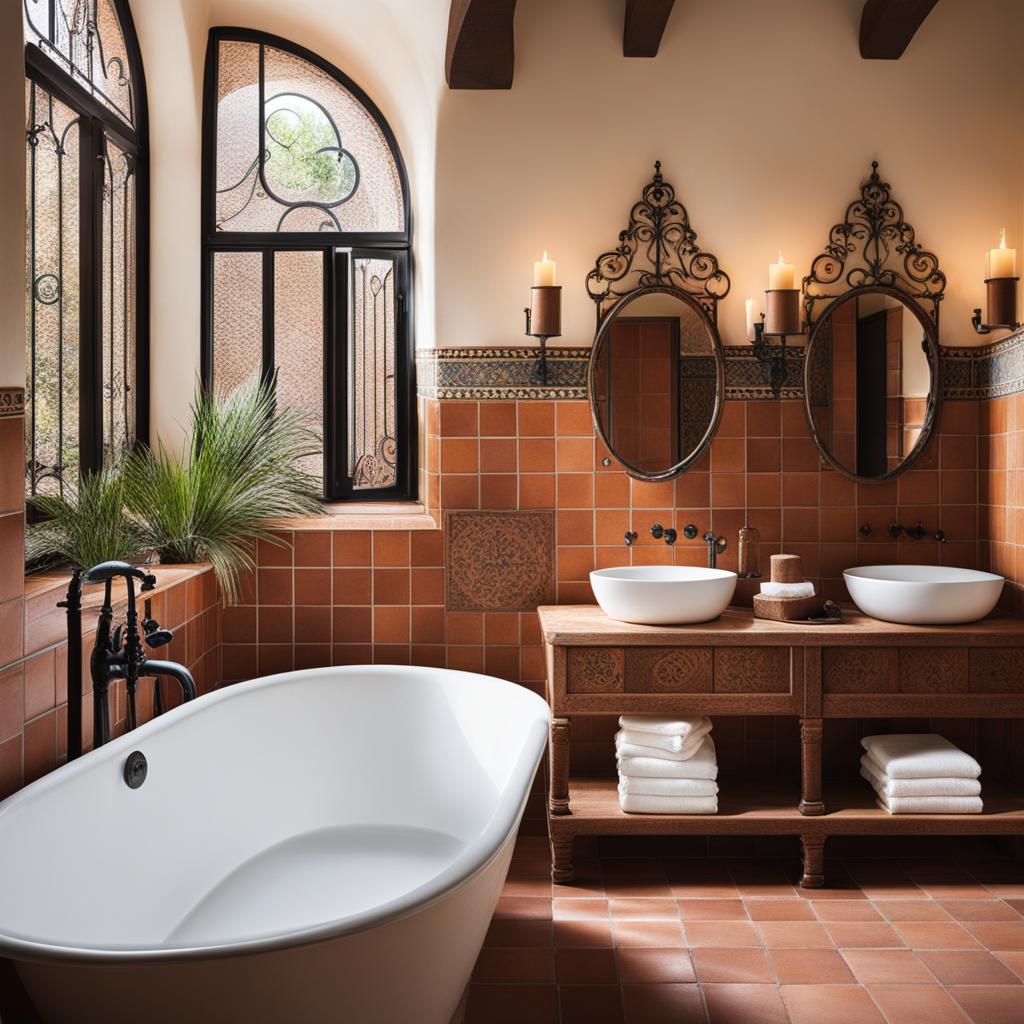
[533,251,556,287]
[768,250,794,290]
[989,228,1016,279]
[745,298,757,341]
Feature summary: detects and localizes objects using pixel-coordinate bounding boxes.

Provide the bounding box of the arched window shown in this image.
[202,29,414,500]
[23,0,149,502]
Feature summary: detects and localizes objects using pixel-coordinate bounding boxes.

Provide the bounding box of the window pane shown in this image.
[25,80,81,499]
[101,134,136,467]
[24,0,135,128]
[211,251,263,393]
[350,256,397,489]
[214,40,404,234]
[274,250,323,481]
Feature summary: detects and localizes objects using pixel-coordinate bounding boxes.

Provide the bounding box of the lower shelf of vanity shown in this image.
[553,775,1024,837]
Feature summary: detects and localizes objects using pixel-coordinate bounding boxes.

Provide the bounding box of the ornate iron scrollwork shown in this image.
[586,161,730,324]
[803,161,946,328]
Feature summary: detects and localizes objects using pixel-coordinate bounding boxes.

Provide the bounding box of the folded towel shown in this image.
[617,718,713,754]
[618,737,718,780]
[618,714,711,740]
[860,756,981,798]
[876,794,983,815]
[618,788,718,815]
[615,729,707,762]
[861,734,981,780]
[618,775,718,797]
[759,580,815,598]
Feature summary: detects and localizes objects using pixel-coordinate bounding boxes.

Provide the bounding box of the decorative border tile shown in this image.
[0,388,25,418]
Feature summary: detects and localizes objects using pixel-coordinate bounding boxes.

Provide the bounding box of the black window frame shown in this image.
[200,27,416,503]
[23,0,150,504]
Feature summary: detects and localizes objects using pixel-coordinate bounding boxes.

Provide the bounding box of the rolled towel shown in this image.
[618,714,711,741]
[861,734,981,780]
[618,789,718,815]
[617,718,713,754]
[615,729,708,762]
[877,794,983,815]
[618,775,718,798]
[860,755,981,798]
[759,580,815,598]
[618,737,718,780]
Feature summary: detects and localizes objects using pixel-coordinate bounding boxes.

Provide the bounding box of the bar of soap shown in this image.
[760,580,815,598]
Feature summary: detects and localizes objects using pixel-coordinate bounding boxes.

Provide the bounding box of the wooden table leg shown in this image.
[549,716,571,816]
[800,835,826,888]
[551,835,575,883]
[799,717,825,816]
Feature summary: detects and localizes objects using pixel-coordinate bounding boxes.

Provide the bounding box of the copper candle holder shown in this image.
[764,288,802,336]
[972,277,1021,334]
[524,285,562,384]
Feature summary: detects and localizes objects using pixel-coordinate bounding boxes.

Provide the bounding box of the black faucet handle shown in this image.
[83,561,150,586]
[144,629,173,650]
[624,531,638,547]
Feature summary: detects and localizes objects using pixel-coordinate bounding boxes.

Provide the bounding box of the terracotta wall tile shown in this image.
[479,400,517,437]
[294,531,331,567]
[333,530,372,566]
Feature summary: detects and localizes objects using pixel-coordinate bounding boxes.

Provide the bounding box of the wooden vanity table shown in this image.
[539,605,1024,888]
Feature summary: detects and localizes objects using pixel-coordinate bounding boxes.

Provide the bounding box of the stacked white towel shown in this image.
[860,734,983,815]
[616,715,717,814]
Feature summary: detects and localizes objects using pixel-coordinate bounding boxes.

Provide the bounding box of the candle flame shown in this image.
[777,250,786,264]
[543,251,549,260]
[1000,229,1007,250]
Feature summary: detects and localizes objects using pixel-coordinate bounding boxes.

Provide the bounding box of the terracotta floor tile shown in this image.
[878,901,951,922]
[472,947,556,984]
[756,921,834,948]
[553,919,614,947]
[483,919,553,947]
[782,983,885,1024]
[691,947,775,984]
[615,947,696,984]
[494,896,553,920]
[555,948,618,985]
[866,984,972,1024]
[559,985,626,1024]
[994,950,1024,980]
[609,898,679,920]
[947,985,1024,1024]
[621,983,707,1024]
[703,984,789,1024]
[916,880,993,900]
[841,949,933,984]
[770,948,856,984]
[892,920,981,949]
[826,921,905,948]
[666,862,739,899]
[502,876,552,898]
[614,920,685,947]
[677,899,748,921]
[552,898,608,921]
[684,921,760,947]
[464,983,558,1024]
[967,921,1024,950]
[917,950,1021,985]
[744,898,815,920]
[939,900,1021,922]
[813,901,884,922]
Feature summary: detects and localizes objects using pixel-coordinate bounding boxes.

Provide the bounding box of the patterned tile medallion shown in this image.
[0,388,25,418]
[445,511,554,612]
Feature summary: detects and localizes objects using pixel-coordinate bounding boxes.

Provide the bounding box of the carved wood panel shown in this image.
[624,648,714,693]
[899,647,968,693]
[970,648,1024,693]
[713,647,790,693]
[823,647,898,693]
[566,647,625,693]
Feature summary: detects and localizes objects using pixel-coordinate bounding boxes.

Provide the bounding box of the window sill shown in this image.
[269,502,439,532]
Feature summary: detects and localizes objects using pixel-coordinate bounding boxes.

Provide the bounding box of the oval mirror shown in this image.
[804,288,939,482]
[589,287,724,480]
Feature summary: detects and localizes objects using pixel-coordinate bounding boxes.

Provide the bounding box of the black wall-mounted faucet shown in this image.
[702,532,728,569]
[650,523,677,545]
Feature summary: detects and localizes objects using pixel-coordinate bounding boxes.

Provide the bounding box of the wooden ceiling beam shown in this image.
[859,0,939,59]
[623,0,677,57]
[446,0,518,89]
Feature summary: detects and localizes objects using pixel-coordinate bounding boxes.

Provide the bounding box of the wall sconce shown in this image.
[972,228,1021,334]
[524,251,561,384]
[746,252,803,397]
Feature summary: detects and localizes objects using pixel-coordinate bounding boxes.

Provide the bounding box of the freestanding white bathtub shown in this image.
[0,665,549,1024]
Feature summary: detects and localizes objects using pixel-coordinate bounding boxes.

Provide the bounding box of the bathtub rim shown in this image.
[0,665,549,967]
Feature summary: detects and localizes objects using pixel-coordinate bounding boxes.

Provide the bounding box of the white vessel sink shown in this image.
[843,565,1004,625]
[590,566,737,625]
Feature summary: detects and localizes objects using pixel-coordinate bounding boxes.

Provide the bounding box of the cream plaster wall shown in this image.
[435,0,1024,351]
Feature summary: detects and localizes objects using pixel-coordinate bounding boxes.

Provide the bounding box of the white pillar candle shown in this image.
[768,251,794,290]
[989,228,1016,279]
[745,298,757,341]
[533,251,556,287]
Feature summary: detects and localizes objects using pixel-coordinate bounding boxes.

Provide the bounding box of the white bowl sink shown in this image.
[590,566,737,625]
[843,565,1004,625]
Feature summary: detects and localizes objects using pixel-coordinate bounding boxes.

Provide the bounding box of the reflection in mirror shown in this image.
[806,290,934,480]
[591,290,721,479]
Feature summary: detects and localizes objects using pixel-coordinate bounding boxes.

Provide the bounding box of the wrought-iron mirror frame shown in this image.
[801,162,946,484]
[586,162,730,481]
